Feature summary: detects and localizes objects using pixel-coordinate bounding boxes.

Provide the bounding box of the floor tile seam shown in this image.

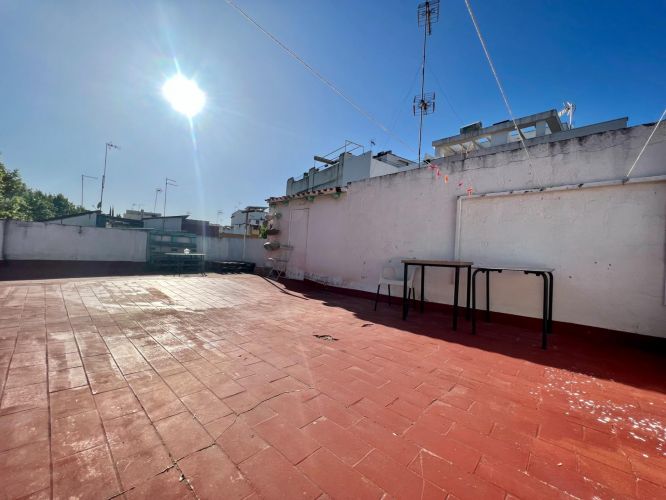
[0,295,24,402]
[41,286,54,500]
[101,345,198,498]
[298,445,389,498]
[63,300,127,498]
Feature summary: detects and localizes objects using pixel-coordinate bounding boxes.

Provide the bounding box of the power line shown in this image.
[463,0,531,164]
[625,107,666,179]
[224,0,414,152]
[387,63,422,132]
[427,66,465,126]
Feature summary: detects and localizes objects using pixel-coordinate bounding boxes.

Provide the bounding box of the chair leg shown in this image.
[374,284,380,311]
[388,284,391,306]
[412,287,417,310]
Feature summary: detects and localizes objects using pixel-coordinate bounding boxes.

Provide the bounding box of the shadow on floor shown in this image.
[277,278,666,395]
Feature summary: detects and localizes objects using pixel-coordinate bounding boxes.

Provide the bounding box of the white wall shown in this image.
[270,124,666,337]
[459,183,666,336]
[3,221,148,262]
[341,152,372,185]
[197,235,265,265]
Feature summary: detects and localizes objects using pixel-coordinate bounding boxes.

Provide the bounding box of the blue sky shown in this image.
[0,0,664,223]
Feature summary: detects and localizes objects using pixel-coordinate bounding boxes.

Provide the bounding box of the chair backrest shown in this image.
[382,257,417,283]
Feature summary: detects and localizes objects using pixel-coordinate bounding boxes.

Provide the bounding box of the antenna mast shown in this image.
[414,0,439,167]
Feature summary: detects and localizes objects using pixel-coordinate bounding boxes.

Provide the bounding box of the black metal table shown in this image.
[402,259,474,331]
[471,265,553,349]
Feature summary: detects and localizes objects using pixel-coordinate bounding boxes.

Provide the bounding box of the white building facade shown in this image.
[230,207,267,235]
[286,150,416,196]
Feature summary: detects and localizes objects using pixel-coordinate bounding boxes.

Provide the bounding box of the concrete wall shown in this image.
[270,124,666,337]
[341,152,373,185]
[459,183,666,336]
[197,235,265,266]
[287,163,342,195]
[369,157,408,178]
[2,221,148,262]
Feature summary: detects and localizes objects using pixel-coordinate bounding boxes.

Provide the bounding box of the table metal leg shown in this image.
[453,267,460,331]
[420,265,425,313]
[547,271,554,333]
[465,266,471,320]
[540,272,548,349]
[485,270,491,322]
[402,263,409,320]
[472,269,481,334]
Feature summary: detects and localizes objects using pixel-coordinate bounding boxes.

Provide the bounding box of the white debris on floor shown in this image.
[530,367,666,457]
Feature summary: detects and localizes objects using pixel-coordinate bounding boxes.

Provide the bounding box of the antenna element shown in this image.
[415,0,440,167]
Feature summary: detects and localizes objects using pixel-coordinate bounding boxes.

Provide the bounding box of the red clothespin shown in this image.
[466,187,473,197]
[444,175,449,183]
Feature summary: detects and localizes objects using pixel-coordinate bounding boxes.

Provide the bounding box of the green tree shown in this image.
[0,158,79,220]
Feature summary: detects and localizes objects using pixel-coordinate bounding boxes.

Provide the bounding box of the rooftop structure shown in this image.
[182,218,221,237]
[38,210,144,229]
[432,108,627,158]
[141,214,190,232]
[122,209,161,220]
[286,141,416,196]
[230,206,268,236]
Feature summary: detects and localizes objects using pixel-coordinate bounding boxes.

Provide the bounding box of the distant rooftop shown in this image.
[432,108,628,159]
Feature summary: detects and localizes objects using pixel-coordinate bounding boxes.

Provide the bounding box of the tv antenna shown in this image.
[98,142,120,213]
[558,101,576,128]
[162,177,177,231]
[414,0,439,167]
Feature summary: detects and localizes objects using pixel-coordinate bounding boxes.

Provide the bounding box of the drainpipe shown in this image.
[454,197,463,261]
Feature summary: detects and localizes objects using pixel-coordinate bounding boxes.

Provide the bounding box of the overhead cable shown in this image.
[224,0,414,151]
[463,0,532,164]
[625,107,666,179]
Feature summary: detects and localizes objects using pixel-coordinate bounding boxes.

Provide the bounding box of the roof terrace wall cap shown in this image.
[141,214,190,219]
[241,206,268,212]
[37,210,101,222]
[430,117,629,164]
[432,109,562,147]
[267,186,347,203]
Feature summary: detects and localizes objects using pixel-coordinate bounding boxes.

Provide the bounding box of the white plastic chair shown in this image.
[374,261,417,310]
[266,245,292,280]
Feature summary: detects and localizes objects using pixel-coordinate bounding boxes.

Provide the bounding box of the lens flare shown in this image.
[162,74,205,118]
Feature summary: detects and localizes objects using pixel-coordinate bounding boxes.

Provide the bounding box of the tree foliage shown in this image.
[0,158,80,220]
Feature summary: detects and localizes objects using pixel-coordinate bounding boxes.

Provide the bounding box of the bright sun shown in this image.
[162,74,206,118]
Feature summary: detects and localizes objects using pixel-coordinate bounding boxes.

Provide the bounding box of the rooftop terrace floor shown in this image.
[0,274,665,499]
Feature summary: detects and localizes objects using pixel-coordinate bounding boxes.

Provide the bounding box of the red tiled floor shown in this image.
[238,447,321,499]
[298,447,384,499]
[0,441,50,498]
[52,444,121,500]
[181,388,233,425]
[95,386,142,420]
[178,444,254,499]
[50,408,106,459]
[0,274,664,499]
[155,411,213,460]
